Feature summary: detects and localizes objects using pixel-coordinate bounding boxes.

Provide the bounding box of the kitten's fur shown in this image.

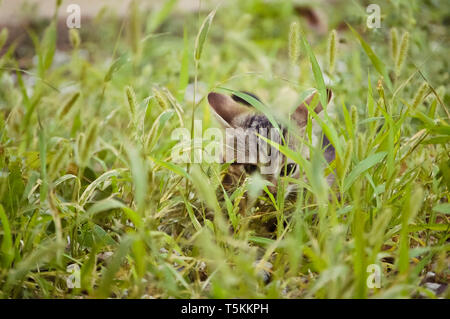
[207,90,335,197]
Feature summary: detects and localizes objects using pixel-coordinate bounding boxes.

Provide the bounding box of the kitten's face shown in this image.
[207,90,334,196]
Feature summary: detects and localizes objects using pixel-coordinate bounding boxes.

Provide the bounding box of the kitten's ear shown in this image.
[292,89,333,127]
[207,92,250,127]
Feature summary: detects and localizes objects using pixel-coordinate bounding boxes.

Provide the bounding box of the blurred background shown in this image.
[0,0,448,299]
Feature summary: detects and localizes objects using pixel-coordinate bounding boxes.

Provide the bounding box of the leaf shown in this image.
[6,240,62,289]
[149,156,190,180]
[218,88,284,137]
[432,203,450,215]
[84,196,143,230]
[0,28,8,52]
[104,55,128,82]
[194,8,216,61]
[190,165,220,214]
[0,205,14,268]
[248,236,275,247]
[92,224,117,247]
[182,196,202,232]
[344,152,387,192]
[302,94,343,156]
[80,247,97,291]
[97,236,133,297]
[39,127,48,203]
[256,133,310,171]
[146,109,175,151]
[122,207,144,229]
[263,185,278,210]
[53,174,78,187]
[86,198,126,216]
[42,21,57,74]
[131,237,146,279]
[408,224,449,232]
[155,110,175,137]
[79,169,122,206]
[422,136,450,145]
[398,187,423,275]
[300,33,328,109]
[347,23,392,91]
[126,145,147,213]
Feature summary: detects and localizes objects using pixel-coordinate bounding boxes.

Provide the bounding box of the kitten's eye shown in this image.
[244,164,258,174]
[280,163,297,177]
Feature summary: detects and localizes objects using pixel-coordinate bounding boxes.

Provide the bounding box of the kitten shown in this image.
[207,89,335,198]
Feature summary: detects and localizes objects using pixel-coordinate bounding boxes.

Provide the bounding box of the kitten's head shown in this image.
[207,90,334,195]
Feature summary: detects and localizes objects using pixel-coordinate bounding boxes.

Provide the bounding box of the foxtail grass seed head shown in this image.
[76,133,84,165]
[49,145,69,178]
[195,9,216,62]
[81,122,99,165]
[104,56,128,83]
[351,105,358,128]
[340,139,353,179]
[289,22,300,65]
[59,92,80,119]
[0,28,8,51]
[85,122,99,151]
[395,31,409,76]
[153,88,169,110]
[125,85,137,118]
[390,28,398,62]
[337,138,354,180]
[69,28,80,49]
[327,29,337,73]
[377,78,385,101]
[357,134,365,160]
[412,82,429,109]
[0,112,5,132]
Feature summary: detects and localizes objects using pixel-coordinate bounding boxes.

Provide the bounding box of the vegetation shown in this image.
[0,0,448,298]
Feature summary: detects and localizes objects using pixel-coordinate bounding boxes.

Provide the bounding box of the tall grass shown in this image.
[0,0,448,299]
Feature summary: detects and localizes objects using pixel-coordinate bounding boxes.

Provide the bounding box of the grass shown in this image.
[0,0,449,298]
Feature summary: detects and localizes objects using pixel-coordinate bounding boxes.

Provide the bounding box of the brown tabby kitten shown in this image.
[207,89,335,199]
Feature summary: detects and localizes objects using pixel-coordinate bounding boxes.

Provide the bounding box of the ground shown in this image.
[0,0,448,299]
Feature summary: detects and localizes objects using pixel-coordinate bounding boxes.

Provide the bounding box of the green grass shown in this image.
[0,0,449,298]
